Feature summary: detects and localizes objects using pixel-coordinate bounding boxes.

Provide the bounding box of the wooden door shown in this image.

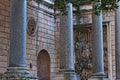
[37,50,50,80]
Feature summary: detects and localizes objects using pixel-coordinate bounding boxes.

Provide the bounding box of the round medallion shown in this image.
[27,17,37,36]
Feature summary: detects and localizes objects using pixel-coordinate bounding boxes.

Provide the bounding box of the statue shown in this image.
[75,32,92,80]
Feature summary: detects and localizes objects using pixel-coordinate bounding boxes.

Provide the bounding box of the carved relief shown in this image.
[27,17,37,36]
[74,26,108,79]
[74,28,92,79]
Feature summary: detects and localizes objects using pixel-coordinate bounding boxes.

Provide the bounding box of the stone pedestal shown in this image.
[88,75,108,80]
[0,67,37,80]
[59,69,80,80]
[88,78,108,80]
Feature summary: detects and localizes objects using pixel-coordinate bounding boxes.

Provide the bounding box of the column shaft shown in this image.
[9,0,27,67]
[92,2,104,75]
[67,3,74,70]
[115,1,120,79]
[60,3,74,70]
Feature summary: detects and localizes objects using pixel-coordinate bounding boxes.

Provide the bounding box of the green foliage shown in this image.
[36,0,119,15]
[93,0,119,15]
[53,0,92,15]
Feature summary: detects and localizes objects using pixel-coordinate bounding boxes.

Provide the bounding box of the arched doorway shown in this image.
[37,50,50,80]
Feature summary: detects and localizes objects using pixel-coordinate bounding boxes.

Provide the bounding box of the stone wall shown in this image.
[103,11,116,80]
[0,0,10,73]
[26,1,60,80]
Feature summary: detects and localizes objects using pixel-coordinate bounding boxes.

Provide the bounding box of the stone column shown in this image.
[92,1,104,77]
[59,3,80,80]
[0,0,37,79]
[9,0,26,67]
[60,2,74,71]
[115,1,120,80]
[66,3,74,70]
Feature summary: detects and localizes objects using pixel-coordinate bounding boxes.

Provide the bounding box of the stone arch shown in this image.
[37,49,50,80]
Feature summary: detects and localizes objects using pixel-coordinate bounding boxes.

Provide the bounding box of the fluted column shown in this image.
[60,3,74,70]
[92,1,104,76]
[9,0,26,67]
[115,1,120,80]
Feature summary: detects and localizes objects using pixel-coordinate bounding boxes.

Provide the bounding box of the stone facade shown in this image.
[0,0,117,80]
[73,4,116,79]
[0,0,60,80]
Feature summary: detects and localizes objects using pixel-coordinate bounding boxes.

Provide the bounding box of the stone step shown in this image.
[88,77,108,80]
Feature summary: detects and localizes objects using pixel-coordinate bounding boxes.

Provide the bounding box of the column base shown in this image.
[116,78,120,80]
[88,72,108,80]
[88,78,108,80]
[58,69,80,80]
[0,67,38,80]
